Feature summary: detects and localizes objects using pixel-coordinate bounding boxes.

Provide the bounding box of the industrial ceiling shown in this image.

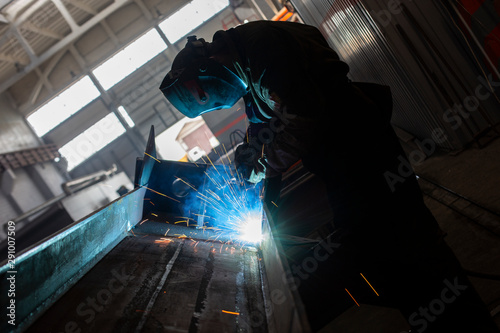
[0,0,191,115]
[0,0,269,183]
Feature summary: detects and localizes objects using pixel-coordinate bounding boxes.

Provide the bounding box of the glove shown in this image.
[248,158,266,184]
[234,143,266,184]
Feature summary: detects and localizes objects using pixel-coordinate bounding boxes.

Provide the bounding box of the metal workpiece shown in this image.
[137,127,266,246]
[26,232,269,333]
[0,125,302,332]
[0,186,146,333]
[0,126,317,332]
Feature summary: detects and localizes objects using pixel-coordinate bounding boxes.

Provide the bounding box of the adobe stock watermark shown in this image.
[384,127,448,192]
[61,114,122,169]
[401,276,468,333]
[6,220,17,327]
[58,267,130,333]
[371,0,413,27]
[281,236,341,290]
[237,235,342,330]
[442,73,500,130]
[385,71,500,192]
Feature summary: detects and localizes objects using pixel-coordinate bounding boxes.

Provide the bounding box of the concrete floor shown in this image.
[320,136,500,332]
[414,137,500,329]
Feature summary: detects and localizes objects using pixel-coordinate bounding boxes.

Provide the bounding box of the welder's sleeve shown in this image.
[231,22,350,177]
[262,110,318,178]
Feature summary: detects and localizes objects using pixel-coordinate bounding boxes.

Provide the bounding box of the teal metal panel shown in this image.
[0,186,146,332]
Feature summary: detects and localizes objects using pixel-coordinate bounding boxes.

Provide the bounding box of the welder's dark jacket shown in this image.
[214,21,441,240]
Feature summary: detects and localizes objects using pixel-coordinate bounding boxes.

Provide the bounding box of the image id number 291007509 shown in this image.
[6,220,17,326]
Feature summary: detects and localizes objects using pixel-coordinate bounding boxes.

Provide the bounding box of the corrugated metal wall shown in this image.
[291,0,500,152]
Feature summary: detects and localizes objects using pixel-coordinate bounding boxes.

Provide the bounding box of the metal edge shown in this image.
[0,187,146,332]
[260,203,312,333]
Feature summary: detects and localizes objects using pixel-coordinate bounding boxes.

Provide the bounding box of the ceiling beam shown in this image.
[0,0,132,94]
[51,0,79,32]
[18,47,65,112]
[68,44,86,69]
[0,0,51,50]
[0,0,15,10]
[26,50,65,106]
[33,67,54,96]
[0,13,8,23]
[22,22,65,40]
[0,52,18,63]
[100,20,120,47]
[10,25,36,62]
[65,0,97,15]
[133,0,153,21]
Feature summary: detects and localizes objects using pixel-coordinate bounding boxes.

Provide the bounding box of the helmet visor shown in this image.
[160,59,247,118]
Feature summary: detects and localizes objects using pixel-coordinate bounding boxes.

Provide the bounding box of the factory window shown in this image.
[92,29,167,90]
[59,113,126,171]
[117,105,135,128]
[27,76,100,137]
[158,0,229,44]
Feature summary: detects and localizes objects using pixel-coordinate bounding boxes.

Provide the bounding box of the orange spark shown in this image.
[205,154,221,176]
[144,152,161,163]
[222,143,231,164]
[345,288,360,307]
[360,273,379,296]
[222,310,240,315]
[140,185,180,203]
[154,238,173,244]
[204,171,221,188]
[174,234,188,239]
[175,176,197,191]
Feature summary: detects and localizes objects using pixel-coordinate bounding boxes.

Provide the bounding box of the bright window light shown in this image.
[59,113,126,171]
[117,105,135,128]
[159,0,229,44]
[92,29,167,90]
[27,76,100,137]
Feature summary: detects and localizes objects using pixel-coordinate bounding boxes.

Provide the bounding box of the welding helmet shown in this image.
[159,36,248,118]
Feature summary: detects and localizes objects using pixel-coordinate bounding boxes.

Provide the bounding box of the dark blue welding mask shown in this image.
[159,36,248,118]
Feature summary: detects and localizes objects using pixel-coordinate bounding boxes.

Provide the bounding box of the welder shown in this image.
[159,20,499,332]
